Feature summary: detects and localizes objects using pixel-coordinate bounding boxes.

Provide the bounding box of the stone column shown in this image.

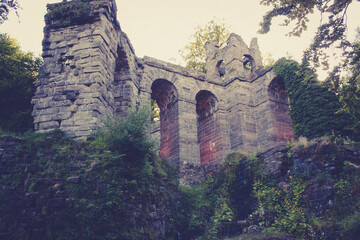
[178,98,200,165]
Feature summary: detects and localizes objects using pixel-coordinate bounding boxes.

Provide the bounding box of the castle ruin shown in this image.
[31,0,294,166]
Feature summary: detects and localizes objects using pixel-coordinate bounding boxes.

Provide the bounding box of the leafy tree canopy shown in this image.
[259,0,360,69]
[180,18,230,73]
[0,33,42,132]
[0,0,19,24]
[327,28,360,135]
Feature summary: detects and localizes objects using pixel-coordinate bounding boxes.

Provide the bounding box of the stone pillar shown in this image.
[226,80,258,153]
[178,99,200,165]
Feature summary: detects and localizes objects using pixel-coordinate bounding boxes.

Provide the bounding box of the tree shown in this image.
[180,18,230,72]
[262,52,276,68]
[328,28,360,135]
[259,0,360,69]
[274,58,355,139]
[0,0,19,24]
[0,34,42,132]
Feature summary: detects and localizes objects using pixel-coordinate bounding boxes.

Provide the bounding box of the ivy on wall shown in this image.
[273,58,355,140]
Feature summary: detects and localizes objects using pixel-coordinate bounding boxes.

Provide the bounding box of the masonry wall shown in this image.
[32,0,294,166]
[32,1,121,139]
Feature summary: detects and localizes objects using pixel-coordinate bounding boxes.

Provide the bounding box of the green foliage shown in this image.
[253,173,309,237]
[46,0,103,28]
[340,212,360,239]
[273,58,355,140]
[248,140,360,239]
[175,180,215,239]
[316,172,360,240]
[0,0,19,24]
[226,229,292,240]
[262,52,277,68]
[202,153,247,240]
[62,105,176,239]
[328,31,360,136]
[180,18,230,72]
[90,104,156,164]
[246,151,265,180]
[258,0,316,37]
[175,152,247,240]
[2,108,360,239]
[151,99,160,121]
[0,34,42,132]
[0,106,179,240]
[333,175,360,218]
[259,0,359,70]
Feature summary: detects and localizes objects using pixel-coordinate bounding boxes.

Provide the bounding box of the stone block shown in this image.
[38,121,59,130]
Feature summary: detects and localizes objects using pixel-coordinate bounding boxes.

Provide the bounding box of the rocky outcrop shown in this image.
[223,139,360,239]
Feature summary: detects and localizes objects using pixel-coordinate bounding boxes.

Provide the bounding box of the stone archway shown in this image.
[196,90,222,165]
[268,77,294,144]
[151,79,180,164]
[243,54,255,72]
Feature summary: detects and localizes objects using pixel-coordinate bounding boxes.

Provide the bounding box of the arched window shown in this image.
[243,54,255,71]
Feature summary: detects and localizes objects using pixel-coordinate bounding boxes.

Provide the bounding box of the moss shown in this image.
[45,0,104,28]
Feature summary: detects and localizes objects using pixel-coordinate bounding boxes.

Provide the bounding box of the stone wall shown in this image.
[32,0,294,166]
[32,0,120,138]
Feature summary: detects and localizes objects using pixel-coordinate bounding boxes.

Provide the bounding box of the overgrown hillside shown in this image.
[0,106,179,239]
[1,106,360,240]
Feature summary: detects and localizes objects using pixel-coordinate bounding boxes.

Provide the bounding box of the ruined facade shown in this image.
[32,0,294,166]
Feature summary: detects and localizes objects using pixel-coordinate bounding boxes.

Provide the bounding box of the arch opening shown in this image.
[196,90,222,165]
[243,54,255,71]
[151,79,179,164]
[268,77,294,144]
[217,60,226,78]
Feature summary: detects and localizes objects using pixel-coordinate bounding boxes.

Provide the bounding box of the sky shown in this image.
[1,0,360,80]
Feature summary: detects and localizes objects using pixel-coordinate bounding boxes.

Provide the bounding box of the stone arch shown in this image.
[217,60,226,78]
[243,54,255,71]
[151,79,180,164]
[196,90,222,165]
[267,77,294,144]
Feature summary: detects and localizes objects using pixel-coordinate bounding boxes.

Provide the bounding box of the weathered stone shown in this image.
[32,0,294,166]
[66,176,79,183]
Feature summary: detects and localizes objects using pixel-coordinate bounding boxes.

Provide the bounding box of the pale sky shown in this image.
[1,0,359,80]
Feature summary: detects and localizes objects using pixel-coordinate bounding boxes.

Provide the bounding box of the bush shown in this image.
[90,105,156,171]
[46,0,103,28]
